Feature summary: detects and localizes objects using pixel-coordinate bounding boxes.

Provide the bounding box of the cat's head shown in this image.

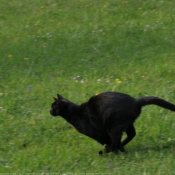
[50,94,66,117]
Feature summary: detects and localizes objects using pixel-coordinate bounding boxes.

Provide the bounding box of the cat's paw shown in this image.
[98,150,103,155]
[119,146,126,152]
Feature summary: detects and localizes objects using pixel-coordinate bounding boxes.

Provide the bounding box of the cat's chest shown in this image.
[73,118,101,136]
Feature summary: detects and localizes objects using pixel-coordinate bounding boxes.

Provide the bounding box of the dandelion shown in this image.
[138,7,142,10]
[103,4,107,8]
[0,92,3,96]
[24,58,28,60]
[95,92,99,96]
[115,78,122,84]
[40,6,44,9]
[8,55,13,58]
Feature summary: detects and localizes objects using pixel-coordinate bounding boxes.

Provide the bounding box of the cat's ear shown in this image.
[57,94,63,100]
[53,97,57,101]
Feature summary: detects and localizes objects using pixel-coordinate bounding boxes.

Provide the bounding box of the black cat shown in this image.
[50,92,175,154]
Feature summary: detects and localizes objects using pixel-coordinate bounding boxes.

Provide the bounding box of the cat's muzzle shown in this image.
[50,109,57,116]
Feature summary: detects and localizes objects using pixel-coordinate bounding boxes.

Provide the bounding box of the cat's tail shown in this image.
[137,97,175,112]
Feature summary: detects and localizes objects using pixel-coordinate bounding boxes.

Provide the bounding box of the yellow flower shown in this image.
[0,93,3,96]
[24,58,28,60]
[103,4,107,8]
[115,78,122,84]
[138,7,142,10]
[95,93,99,96]
[40,6,44,9]
[8,55,13,58]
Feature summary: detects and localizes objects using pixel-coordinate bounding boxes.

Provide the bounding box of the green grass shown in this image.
[1,0,175,173]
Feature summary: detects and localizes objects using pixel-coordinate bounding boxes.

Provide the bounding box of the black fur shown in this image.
[50,92,175,154]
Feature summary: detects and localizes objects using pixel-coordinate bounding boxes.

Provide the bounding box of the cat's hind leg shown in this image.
[106,126,125,153]
[121,124,136,147]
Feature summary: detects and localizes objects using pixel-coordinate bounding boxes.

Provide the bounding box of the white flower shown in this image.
[97,79,101,83]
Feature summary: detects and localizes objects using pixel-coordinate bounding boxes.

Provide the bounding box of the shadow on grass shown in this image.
[141,142,175,152]
[97,141,175,159]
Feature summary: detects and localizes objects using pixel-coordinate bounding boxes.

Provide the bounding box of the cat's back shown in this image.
[89,92,135,104]
[87,92,138,114]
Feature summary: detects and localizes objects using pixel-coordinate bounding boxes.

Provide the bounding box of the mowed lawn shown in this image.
[1,0,175,174]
